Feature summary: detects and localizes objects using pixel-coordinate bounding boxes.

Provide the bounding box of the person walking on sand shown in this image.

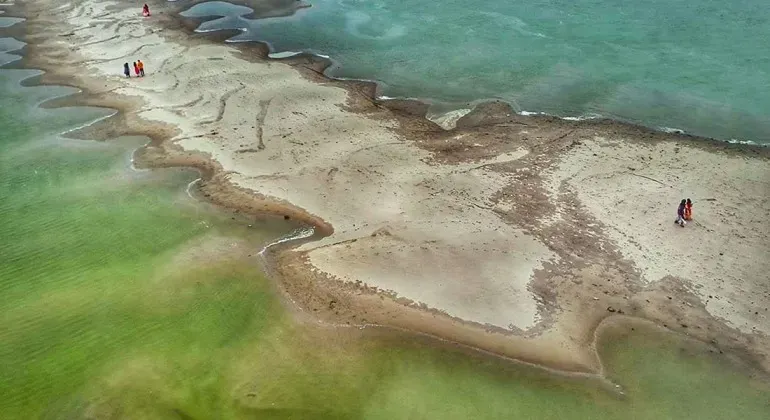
[133,62,140,77]
[675,199,687,227]
[684,198,693,221]
[142,4,151,17]
[137,59,145,77]
[123,62,130,78]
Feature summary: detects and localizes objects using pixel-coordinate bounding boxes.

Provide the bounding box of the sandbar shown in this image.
[10,0,770,373]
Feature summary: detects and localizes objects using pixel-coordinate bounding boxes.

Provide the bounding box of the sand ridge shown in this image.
[39,1,557,332]
[11,0,770,373]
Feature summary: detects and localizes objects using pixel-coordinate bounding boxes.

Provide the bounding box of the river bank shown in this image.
[9,0,770,375]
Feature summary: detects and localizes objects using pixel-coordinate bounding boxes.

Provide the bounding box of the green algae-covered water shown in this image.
[1,31,770,420]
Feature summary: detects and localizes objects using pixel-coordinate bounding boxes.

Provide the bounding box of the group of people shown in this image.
[120,5,151,78]
[123,60,145,78]
[675,198,693,227]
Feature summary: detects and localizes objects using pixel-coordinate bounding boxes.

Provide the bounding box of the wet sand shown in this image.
[9,0,770,373]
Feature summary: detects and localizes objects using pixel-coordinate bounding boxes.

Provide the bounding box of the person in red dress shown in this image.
[684,198,693,221]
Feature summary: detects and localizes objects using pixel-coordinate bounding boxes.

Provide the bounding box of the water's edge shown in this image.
[180,1,766,146]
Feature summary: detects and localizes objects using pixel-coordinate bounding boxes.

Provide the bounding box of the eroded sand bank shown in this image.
[11,0,770,372]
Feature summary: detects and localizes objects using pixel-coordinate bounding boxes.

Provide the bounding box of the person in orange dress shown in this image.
[684,198,693,221]
[137,59,145,77]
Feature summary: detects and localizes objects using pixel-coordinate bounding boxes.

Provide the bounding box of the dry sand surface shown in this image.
[548,138,770,336]
[10,0,770,372]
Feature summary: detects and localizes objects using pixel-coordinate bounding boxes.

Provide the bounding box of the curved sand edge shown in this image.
[9,0,769,374]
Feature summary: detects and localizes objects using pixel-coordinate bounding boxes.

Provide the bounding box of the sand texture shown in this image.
[13,0,770,373]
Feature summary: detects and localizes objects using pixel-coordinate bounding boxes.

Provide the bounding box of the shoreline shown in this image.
[167,1,770,152]
[182,1,769,146]
[5,0,770,375]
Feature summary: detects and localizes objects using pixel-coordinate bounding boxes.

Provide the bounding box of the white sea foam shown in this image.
[185,177,201,198]
[660,126,686,134]
[61,109,117,136]
[519,110,547,116]
[519,110,604,122]
[129,145,152,173]
[258,226,315,256]
[727,138,759,145]
[563,113,601,121]
[376,95,422,102]
[194,28,223,34]
[268,51,302,59]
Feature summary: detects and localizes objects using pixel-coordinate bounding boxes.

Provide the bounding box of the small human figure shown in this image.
[142,4,151,17]
[123,62,130,78]
[133,62,140,77]
[137,59,145,77]
[684,198,693,221]
[675,199,687,227]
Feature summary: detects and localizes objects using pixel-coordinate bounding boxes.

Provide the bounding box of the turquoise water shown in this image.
[184,0,770,143]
